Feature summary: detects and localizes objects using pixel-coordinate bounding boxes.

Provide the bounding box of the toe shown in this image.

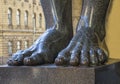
[89,48,99,66]
[70,38,83,66]
[7,54,24,66]
[97,48,108,65]
[55,49,71,65]
[24,57,39,66]
[24,53,44,66]
[7,59,23,66]
[55,56,69,66]
[80,50,90,66]
[24,57,33,65]
[70,53,80,66]
[7,59,14,66]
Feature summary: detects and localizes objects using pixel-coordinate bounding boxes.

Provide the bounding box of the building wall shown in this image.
[0,0,45,57]
[72,0,82,34]
[106,0,120,59]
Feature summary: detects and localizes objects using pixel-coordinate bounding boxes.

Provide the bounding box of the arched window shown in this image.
[24,11,28,26]
[8,8,12,25]
[17,41,21,50]
[16,9,20,25]
[24,41,28,49]
[39,14,42,28]
[8,41,13,55]
[32,13,36,29]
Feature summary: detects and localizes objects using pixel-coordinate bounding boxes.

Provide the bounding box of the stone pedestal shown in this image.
[0,59,120,84]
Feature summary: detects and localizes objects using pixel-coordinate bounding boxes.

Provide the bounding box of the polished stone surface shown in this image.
[1,59,120,84]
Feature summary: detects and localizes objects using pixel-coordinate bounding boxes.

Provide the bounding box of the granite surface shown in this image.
[0,59,120,84]
[40,0,54,29]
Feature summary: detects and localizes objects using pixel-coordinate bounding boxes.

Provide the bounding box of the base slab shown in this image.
[0,59,120,84]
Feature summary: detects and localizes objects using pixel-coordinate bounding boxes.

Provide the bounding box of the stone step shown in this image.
[0,59,120,84]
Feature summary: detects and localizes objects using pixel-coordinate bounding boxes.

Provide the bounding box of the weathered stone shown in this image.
[55,0,110,66]
[1,59,120,84]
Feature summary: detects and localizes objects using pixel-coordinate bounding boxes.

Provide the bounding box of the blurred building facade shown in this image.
[0,0,45,62]
[72,0,82,34]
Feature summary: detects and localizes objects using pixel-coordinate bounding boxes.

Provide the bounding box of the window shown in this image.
[33,0,36,4]
[8,41,13,56]
[24,11,28,26]
[24,0,29,2]
[4,0,7,4]
[24,41,28,49]
[8,8,12,25]
[39,14,42,28]
[16,10,20,25]
[32,13,36,29]
[17,41,21,50]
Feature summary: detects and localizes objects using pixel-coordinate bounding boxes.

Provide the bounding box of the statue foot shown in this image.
[7,26,71,66]
[7,0,73,66]
[55,28,108,66]
[7,46,36,66]
[23,28,70,66]
[7,35,41,66]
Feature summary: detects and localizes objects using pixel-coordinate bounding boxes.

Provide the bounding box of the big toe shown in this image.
[7,59,23,66]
